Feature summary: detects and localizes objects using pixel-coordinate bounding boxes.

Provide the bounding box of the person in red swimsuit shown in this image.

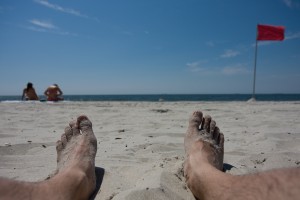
[44,84,64,101]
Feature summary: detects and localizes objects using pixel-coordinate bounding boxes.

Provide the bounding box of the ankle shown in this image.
[59,168,94,199]
[38,168,93,200]
[185,153,229,199]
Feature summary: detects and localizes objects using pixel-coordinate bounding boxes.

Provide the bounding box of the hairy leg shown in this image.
[184,111,300,200]
[0,115,97,200]
[184,111,232,199]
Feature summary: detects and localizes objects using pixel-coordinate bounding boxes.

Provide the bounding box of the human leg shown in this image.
[184,111,300,200]
[0,115,97,200]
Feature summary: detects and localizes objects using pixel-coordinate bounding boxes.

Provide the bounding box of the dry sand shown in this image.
[1,101,300,199]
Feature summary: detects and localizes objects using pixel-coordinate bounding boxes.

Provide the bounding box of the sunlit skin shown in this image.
[184,111,300,200]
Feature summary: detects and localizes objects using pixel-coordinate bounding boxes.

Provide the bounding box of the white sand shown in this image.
[1,101,300,199]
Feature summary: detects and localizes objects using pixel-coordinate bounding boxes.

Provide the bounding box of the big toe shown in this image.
[77,115,93,134]
[188,111,203,131]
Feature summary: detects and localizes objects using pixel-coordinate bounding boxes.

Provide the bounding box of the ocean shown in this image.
[1,94,300,102]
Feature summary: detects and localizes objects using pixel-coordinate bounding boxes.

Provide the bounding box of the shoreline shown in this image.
[2,93,300,102]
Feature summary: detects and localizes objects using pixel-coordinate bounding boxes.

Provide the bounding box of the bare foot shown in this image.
[0,116,98,200]
[54,115,98,199]
[184,111,224,197]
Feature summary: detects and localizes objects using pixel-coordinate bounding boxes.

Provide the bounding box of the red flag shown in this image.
[257,24,285,41]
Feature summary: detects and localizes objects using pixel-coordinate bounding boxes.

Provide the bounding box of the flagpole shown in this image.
[250,26,258,102]
[252,36,258,100]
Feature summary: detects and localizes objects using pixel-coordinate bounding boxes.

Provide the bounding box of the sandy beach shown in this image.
[1,101,300,199]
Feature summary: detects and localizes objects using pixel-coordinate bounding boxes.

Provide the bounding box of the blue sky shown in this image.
[1,0,300,95]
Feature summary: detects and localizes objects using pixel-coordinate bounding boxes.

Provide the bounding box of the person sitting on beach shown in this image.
[44,84,64,101]
[21,82,39,101]
[0,111,299,200]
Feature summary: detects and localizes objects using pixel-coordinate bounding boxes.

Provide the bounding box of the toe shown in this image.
[218,132,224,147]
[77,115,93,133]
[203,115,211,132]
[56,140,63,151]
[61,134,67,147]
[188,111,203,131]
[213,126,220,143]
[56,140,63,162]
[64,126,73,141]
[209,120,216,138]
[69,120,81,136]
